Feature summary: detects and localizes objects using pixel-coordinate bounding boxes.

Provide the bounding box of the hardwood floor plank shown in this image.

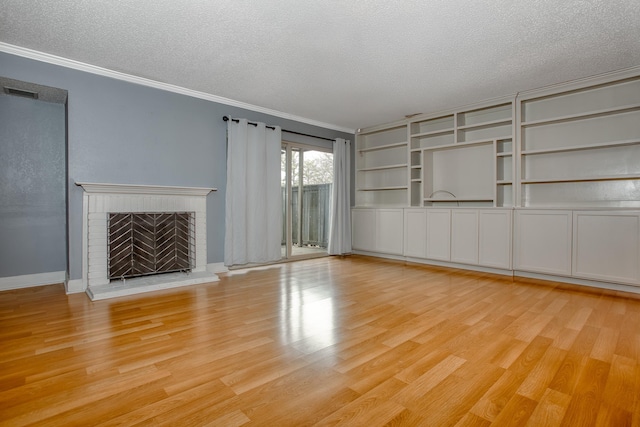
[559,357,611,426]
[525,388,571,427]
[1,256,640,426]
[314,378,407,426]
[602,354,637,413]
[489,393,538,426]
[517,346,567,401]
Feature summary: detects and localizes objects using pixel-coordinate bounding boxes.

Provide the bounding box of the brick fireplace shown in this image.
[76,182,218,300]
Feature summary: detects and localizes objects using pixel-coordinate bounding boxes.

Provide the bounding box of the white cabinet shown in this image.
[404,209,427,258]
[572,211,640,285]
[478,209,512,269]
[351,208,403,255]
[451,209,478,265]
[514,210,572,275]
[376,209,404,255]
[406,208,513,269]
[426,209,451,261]
[352,209,376,251]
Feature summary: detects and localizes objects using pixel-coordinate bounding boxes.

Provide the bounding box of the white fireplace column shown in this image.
[76,182,218,300]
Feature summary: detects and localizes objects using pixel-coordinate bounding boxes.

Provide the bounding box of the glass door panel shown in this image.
[281,144,333,259]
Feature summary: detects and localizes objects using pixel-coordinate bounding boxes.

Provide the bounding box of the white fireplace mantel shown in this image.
[76,182,217,196]
[75,182,219,300]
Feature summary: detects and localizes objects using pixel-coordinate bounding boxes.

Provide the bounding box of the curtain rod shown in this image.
[222,116,335,142]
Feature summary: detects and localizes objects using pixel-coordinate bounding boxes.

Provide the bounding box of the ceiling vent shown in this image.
[3,86,39,99]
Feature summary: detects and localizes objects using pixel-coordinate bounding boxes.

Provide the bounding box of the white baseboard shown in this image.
[0,271,66,291]
[66,278,86,294]
[207,262,229,274]
[514,271,640,295]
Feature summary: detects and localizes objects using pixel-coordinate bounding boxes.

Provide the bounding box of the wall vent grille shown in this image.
[3,86,39,99]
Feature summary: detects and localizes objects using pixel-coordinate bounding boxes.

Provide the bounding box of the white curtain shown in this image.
[328,138,352,255]
[224,118,282,266]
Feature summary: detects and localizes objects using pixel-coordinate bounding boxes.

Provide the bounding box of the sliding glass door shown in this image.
[281,142,333,259]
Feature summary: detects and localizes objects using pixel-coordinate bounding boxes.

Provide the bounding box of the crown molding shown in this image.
[0,42,355,134]
[516,64,640,100]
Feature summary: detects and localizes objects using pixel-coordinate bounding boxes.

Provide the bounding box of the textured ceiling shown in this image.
[1,0,639,131]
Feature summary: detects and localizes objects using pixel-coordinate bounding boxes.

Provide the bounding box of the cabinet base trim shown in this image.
[353,251,513,277]
[405,257,513,277]
[352,250,405,261]
[353,251,640,295]
[514,271,640,295]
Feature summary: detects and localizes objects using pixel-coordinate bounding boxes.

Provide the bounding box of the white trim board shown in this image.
[207,262,229,274]
[0,271,66,291]
[0,42,355,134]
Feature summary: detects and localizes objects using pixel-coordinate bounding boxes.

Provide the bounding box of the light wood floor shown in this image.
[1,256,640,426]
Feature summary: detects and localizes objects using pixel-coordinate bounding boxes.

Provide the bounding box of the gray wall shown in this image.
[0,94,66,277]
[0,51,354,281]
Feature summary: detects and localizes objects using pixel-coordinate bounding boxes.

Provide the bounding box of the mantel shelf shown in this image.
[75,182,217,196]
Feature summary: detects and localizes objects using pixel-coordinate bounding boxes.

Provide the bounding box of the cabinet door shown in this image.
[426,209,451,261]
[479,209,512,269]
[451,209,478,265]
[573,211,640,285]
[376,209,404,255]
[352,209,376,251]
[514,210,572,275]
[404,209,427,258]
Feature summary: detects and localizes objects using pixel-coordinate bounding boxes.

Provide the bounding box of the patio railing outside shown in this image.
[282,183,332,248]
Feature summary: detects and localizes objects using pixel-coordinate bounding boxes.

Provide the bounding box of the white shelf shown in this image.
[497,180,513,185]
[411,128,454,138]
[497,152,513,157]
[521,174,640,184]
[457,118,512,131]
[422,138,498,152]
[521,103,640,127]
[358,163,408,172]
[358,142,407,152]
[424,197,494,202]
[358,186,408,191]
[411,179,422,182]
[411,165,422,169]
[521,138,640,155]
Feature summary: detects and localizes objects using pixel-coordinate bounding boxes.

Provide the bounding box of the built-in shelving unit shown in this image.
[517,73,640,208]
[356,99,515,208]
[409,100,514,207]
[355,123,408,207]
[353,66,640,293]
